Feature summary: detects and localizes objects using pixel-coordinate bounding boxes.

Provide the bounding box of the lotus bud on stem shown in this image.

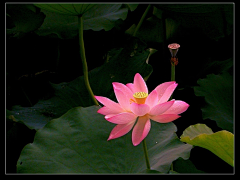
[168,43,180,101]
[168,43,180,58]
[168,43,180,82]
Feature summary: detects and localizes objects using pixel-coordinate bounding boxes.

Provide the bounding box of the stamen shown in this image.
[133,92,148,104]
[130,98,136,104]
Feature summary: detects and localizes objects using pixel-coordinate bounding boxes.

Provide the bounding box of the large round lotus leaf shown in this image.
[17,106,192,173]
[34,4,129,37]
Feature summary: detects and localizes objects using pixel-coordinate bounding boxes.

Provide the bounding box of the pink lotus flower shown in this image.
[95,73,189,146]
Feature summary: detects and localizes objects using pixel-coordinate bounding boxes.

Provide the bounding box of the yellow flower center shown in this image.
[132,92,148,104]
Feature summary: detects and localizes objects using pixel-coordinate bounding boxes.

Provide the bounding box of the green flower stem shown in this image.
[170,60,176,169]
[171,63,175,82]
[169,64,175,101]
[78,15,99,106]
[133,4,151,37]
[169,64,175,168]
[142,139,151,170]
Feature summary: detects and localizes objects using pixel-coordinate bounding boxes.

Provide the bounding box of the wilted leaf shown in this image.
[17,106,192,173]
[180,124,234,167]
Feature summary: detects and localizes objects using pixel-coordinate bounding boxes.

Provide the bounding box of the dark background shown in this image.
[6,4,234,173]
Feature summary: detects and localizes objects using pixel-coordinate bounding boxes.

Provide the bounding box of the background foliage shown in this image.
[6,3,233,173]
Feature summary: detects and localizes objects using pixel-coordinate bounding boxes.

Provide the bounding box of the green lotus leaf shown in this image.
[180,124,234,167]
[17,106,192,173]
[194,72,233,133]
[34,4,96,16]
[6,4,46,34]
[34,4,129,38]
[172,158,204,173]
